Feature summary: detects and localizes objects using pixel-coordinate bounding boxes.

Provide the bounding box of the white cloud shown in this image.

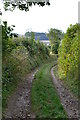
[2,0,79,34]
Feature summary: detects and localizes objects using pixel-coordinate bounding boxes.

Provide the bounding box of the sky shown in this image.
[0,0,80,35]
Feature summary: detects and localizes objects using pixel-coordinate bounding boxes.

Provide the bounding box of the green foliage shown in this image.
[3,0,50,12]
[47,28,64,54]
[2,31,50,110]
[22,37,49,57]
[2,21,17,54]
[2,21,8,53]
[58,23,79,97]
[52,42,59,54]
[2,21,50,110]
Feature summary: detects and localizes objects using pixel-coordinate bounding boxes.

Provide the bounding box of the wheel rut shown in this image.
[3,69,38,119]
[51,66,79,118]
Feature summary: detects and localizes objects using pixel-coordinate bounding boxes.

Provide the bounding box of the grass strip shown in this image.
[31,61,67,118]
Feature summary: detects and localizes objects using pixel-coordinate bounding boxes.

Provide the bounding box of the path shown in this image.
[51,66,79,118]
[3,65,79,119]
[3,69,38,118]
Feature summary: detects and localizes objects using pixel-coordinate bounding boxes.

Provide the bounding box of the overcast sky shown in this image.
[0,0,80,35]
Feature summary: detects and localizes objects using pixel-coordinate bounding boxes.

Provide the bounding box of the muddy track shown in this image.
[51,66,79,119]
[3,69,38,119]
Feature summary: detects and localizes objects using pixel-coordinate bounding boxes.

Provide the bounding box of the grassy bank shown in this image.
[2,37,50,111]
[53,66,78,98]
[31,60,67,118]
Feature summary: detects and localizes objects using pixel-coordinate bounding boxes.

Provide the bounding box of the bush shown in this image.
[58,23,79,97]
[2,35,50,109]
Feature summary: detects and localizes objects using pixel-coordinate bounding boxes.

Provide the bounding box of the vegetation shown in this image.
[3,0,50,12]
[2,18,79,118]
[2,22,50,110]
[31,61,67,118]
[47,28,64,54]
[1,0,79,118]
[57,24,79,97]
[25,32,49,40]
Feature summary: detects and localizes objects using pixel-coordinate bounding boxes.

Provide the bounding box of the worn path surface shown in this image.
[51,66,79,118]
[3,65,79,119]
[3,69,38,118]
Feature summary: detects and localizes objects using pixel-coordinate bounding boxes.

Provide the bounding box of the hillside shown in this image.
[25,32,49,40]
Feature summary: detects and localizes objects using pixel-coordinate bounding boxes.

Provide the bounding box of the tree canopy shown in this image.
[3,0,50,12]
[47,28,64,54]
[2,21,18,53]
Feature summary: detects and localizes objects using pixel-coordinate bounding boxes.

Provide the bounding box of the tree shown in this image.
[47,28,64,54]
[3,0,50,12]
[2,21,18,53]
[31,31,35,40]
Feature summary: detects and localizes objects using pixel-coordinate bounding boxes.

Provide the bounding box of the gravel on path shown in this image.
[3,69,38,119]
[51,66,79,119]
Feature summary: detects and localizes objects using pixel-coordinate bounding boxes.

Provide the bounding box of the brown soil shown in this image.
[51,66,79,118]
[3,69,38,119]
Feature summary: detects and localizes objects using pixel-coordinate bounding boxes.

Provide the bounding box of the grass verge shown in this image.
[31,61,67,118]
[2,54,48,111]
[53,65,78,98]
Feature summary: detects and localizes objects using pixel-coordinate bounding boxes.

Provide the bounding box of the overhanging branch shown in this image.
[3,0,50,11]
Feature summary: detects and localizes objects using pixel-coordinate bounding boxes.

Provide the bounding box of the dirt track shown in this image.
[3,65,79,119]
[51,66,79,118]
[3,69,38,118]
